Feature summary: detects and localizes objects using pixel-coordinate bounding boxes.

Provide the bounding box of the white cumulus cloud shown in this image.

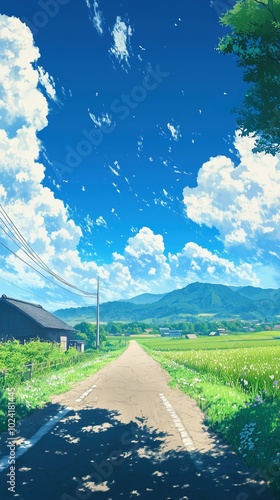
[0,15,104,304]
[169,242,259,287]
[0,16,272,306]
[183,132,280,248]
[121,227,171,285]
[102,227,261,299]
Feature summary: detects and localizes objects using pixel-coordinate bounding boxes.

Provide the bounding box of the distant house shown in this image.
[159,328,170,336]
[185,334,197,339]
[217,328,226,335]
[169,330,182,338]
[209,331,219,336]
[273,324,280,330]
[159,328,182,338]
[0,295,76,350]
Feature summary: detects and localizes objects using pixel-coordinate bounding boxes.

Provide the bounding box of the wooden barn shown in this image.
[0,295,75,350]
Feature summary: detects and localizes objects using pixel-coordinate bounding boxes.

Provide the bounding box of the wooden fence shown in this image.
[0,351,93,388]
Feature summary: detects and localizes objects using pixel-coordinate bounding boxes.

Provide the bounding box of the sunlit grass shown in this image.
[137,336,280,497]
[155,346,280,398]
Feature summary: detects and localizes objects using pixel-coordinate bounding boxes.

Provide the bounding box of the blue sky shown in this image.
[0,0,279,310]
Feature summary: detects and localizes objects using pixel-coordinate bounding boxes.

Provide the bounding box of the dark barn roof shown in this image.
[0,295,74,331]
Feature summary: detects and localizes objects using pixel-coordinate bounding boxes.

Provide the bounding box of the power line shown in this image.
[0,205,95,295]
[0,275,50,302]
[0,238,96,298]
[0,207,100,343]
[0,204,97,296]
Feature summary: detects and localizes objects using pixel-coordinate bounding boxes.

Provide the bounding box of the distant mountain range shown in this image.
[119,292,166,304]
[54,282,280,325]
[230,285,280,302]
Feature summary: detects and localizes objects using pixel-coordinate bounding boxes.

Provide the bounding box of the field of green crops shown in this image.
[137,332,280,497]
[138,330,280,351]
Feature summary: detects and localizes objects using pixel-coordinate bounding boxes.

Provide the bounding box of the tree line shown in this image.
[72,319,270,349]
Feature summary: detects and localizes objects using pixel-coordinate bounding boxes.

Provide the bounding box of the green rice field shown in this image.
[137,330,280,351]
[137,332,280,497]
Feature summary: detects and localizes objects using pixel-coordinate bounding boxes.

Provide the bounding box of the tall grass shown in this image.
[137,337,280,497]
[155,346,280,398]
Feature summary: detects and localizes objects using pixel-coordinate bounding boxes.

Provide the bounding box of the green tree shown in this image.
[217,0,280,154]
[73,322,106,348]
[106,322,123,335]
[126,322,147,334]
[181,322,195,333]
[194,322,209,334]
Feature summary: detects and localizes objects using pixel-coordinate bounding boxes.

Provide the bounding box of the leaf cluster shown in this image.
[0,339,64,370]
[73,321,107,348]
[218,0,280,154]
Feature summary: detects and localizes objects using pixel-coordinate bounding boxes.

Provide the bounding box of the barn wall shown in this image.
[0,303,69,346]
[44,329,70,348]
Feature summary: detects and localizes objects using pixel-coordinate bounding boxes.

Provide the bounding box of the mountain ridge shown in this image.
[54,282,280,325]
[118,292,166,304]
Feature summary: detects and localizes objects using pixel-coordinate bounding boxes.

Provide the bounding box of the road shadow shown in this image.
[0,401,65,455]
[0,405,276,500]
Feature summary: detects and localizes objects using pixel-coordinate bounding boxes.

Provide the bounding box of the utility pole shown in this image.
[96,276,100,350]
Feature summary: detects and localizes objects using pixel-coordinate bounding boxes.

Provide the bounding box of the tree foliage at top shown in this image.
[217,0,280,155]
[73,321,106,348]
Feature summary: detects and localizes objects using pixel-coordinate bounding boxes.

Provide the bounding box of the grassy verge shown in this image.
[140,345,280,498]
[0,346,126,434]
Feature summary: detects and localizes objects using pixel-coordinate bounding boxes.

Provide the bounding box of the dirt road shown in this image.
[0,341,275,499]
